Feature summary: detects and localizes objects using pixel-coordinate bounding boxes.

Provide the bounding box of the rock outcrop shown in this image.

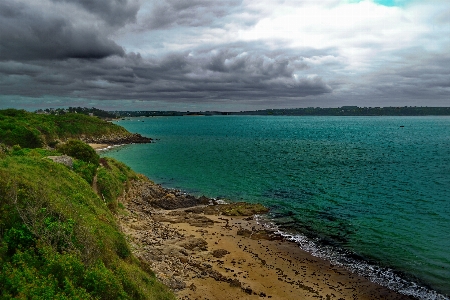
[46,155,73,168]
[81,133,152,145]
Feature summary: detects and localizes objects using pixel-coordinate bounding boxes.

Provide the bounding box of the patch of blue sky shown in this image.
[345,0,412,7]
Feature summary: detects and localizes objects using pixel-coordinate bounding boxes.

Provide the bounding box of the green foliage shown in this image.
[10,147,59,158]
[73,160,97,184]
[0,155,175,300]
[0,248,93,299]
[58,140,99,166]
[0,109,130,148]
[97,158,138,213]
[83,260,127,299]
[36,107,118,119]
[3,225,35,254]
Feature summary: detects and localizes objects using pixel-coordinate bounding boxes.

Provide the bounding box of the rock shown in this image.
[81,133,152,145]
[220,202,269,216]
[211,249,230,258]
[230,279,242,288]
[150,194,210,210]
[237,228,283,240]
[190,202,269,216]
[237,228,252,238]
[208,270,228,282]
[46,155,73,168]
[180,238,208,251]
[166,277,186,291]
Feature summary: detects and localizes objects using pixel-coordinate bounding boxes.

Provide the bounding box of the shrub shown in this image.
[3,225,35,255]
[96,158,138,213]
[73,160,97,184]
[0,126,43,148]
[58,140,99,166]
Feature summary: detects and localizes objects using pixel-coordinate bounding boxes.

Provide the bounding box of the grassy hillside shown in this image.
[0,144,175,299]
[0,109,130,148]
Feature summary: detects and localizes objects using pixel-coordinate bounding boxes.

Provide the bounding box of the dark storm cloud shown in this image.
[0,1,125,60]
[0,44,333,102]
[50,0,140,27]
[2,0,448,110]
[141,0,254,30]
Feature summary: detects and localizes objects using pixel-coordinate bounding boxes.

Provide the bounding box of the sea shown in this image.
[103,115,450,299]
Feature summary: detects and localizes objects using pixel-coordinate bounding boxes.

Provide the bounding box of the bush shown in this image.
[96,158,138,213]
[58,140,99,166]
[73,160,97,184]
[0,126,43,148]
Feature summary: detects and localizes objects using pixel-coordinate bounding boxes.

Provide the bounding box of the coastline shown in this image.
[116,176,415,300]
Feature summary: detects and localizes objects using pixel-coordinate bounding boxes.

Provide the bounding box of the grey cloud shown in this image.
[0,44,333,102]
[142,0,255,30]
[0,1,124,61]
[341,47,450,107]
[199,48,307,79]
[50,0,140,27]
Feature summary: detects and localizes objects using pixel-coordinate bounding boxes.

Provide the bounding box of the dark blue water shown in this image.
[104,116,450,299]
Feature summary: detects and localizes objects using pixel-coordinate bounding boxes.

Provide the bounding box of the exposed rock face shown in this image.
[46,155,73,168]
[150,194,210,210]
[81,133,152,145]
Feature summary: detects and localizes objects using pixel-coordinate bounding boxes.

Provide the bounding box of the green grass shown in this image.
[0,109,130,148]
[97,157,138,213]
[0,152,175,300]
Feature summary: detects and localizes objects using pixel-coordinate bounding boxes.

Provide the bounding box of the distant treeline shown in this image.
[232,106,450,116]
[112,106,450,117]
[36,107,118,119]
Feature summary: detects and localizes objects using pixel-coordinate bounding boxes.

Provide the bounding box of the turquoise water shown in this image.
[104,116,450,299]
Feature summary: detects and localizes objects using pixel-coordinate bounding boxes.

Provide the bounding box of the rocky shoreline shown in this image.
[82,133,152,145]
[116,176,415,300]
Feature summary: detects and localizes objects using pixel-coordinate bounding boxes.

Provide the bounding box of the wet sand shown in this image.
[117,178,415,300]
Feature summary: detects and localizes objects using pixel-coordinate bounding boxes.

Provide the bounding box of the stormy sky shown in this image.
[0,0,449,111]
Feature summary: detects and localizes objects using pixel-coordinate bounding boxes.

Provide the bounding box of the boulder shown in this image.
[46,155,73,168]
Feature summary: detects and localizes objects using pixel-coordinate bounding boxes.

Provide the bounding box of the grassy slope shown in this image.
[0,109,130,148]
[0,116,175,299]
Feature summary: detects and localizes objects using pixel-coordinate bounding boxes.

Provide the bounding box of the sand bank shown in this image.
[88,143,110,150]
[117,178,414,300]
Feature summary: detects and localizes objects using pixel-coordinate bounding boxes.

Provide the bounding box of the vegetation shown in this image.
[58,140,100,166]
[97,157,138,213]
[231,106,450,116]
[0,109,130,148]
[35,107,118,119]
[0,112,175,299]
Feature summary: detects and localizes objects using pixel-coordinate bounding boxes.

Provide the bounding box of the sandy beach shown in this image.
[116,177,414,300]
[89,143,110,150]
